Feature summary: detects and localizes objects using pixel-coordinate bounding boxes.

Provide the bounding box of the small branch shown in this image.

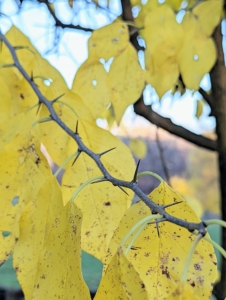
[134,96,217,151]
[0,31,208,235]
[198,87,215,116]
[155,127,171,185]
[37,0,93,32]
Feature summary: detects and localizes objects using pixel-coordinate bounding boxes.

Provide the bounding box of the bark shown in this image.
[210,22,226,299]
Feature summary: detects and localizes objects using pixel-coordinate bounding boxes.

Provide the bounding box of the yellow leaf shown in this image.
[177,12,216,91]
[95,248,149,300]
[135,0,159,27]
[104,183,217,299]
[88,21,129,61]
[0,77,11,122]
[72,60,110,119]
[193,0,223,37]
[144,6,183,97]
[0,116,51,264]
[166,282,201,299]
[13,177,91,300]
[108,44,145,123]
[62,121,135,262]
[39,90,94,165]
[195,99,205,119]
[0,69,38,119]
[165,0,184,11]
[129,138,147,159]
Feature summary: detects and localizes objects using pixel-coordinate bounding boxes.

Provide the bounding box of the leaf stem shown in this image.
[54,151,79,178]
[181,233,203,282]
[121,214,162,252]
[203,235,226,259]
[204,219,226,228]
[24,103,39,114]
[71,175,104,201]
[57,100,79,118]
[137,171,164,183]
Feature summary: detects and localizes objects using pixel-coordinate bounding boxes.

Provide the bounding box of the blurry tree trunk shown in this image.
[211,21,226,300]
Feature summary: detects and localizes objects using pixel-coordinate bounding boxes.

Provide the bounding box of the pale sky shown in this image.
[0,0,216,134]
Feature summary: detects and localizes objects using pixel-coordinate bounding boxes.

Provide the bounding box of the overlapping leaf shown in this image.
[73,22,145,122]
[94,248,149,300]
[88,21,129,61]
[62,121,135,262]
[108,44,144,123]
[0,115,51,265]
[103,182,217,299]
[13,177,91,300]
[193,0,223,37]
[144,6,183,97]
[177,12,216,91]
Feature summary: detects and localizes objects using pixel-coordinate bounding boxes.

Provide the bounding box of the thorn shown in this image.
[155,221,160,238]
[91,178,107,184]
[52,93,65,104]
[36,101,42,115]
[117,185,129,196]
[99,147,116,157]
[132,159,140,182]
[75,120,79,134]
[163,201,183,209]
[71,150,81,166]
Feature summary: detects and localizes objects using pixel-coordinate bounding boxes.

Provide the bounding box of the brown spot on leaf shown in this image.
[85,231,90,236]
[6,186,9,189]
[194,263,202,271]
[104,201,111,206]
[20,93,24,99]
[190,281,196,287]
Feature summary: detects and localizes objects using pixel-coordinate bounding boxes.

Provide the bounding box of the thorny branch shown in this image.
[0,31,207,236]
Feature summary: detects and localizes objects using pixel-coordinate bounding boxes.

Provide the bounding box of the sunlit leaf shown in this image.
[95,248,149,300]
[104,183,217,299]
[62,122,135,262]
[144,6,183,97]
[13,177,91,300]
[72,60,110,120]
[193,0,223,37]
[88,21,129,61]
[108,44,144,123]
[0,115,51,265]
[177,12,216,91]
[166,282,201,299]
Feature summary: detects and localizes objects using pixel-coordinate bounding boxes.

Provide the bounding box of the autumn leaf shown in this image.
[193,0,223,37]
[177,12,216,91]
[0,115,51,265]
[13,177,91,300]
[144,5,183,97]
[103,183,217,299]
[62,121,135,262]
[94,248,149,300]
